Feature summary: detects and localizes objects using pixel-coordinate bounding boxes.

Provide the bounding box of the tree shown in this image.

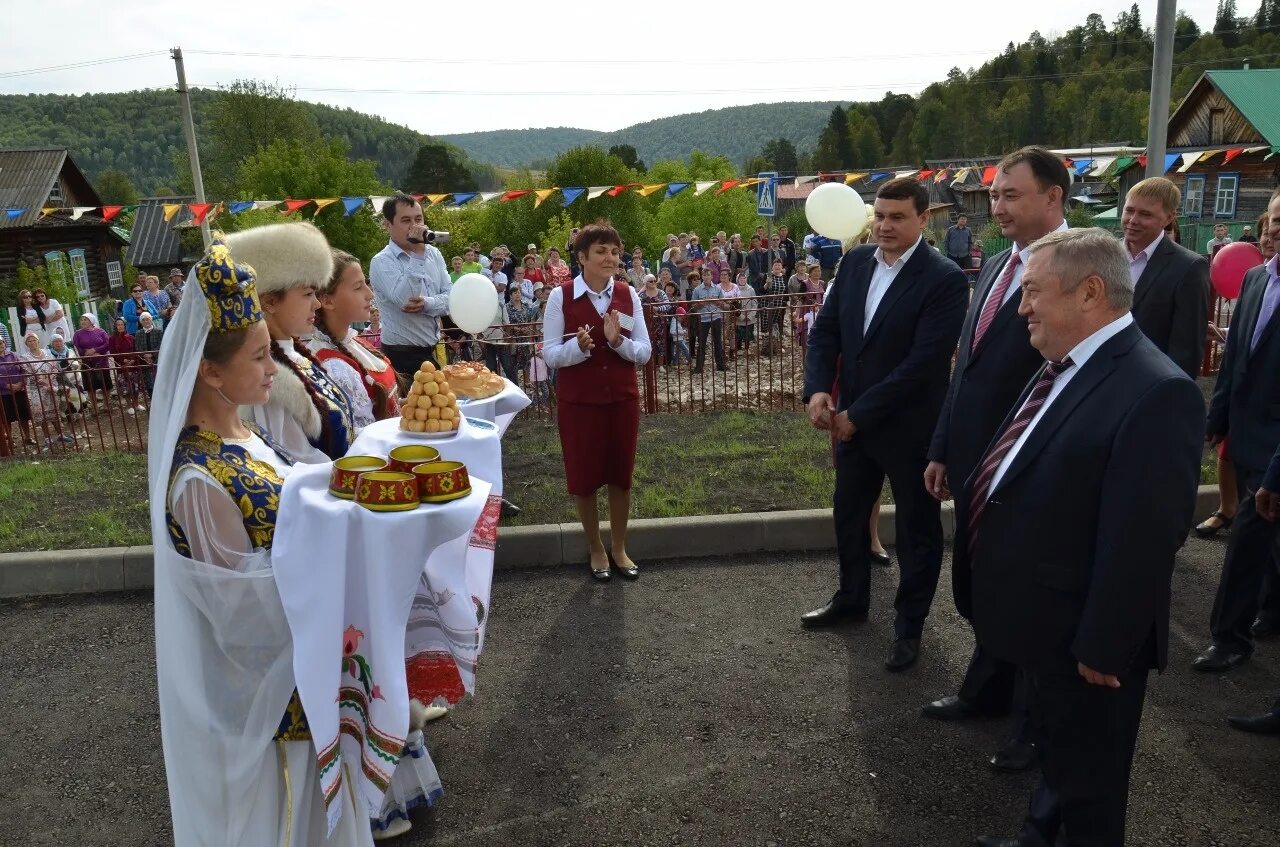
[95,169,138,205]
[198,80,321,197]
[544,146,649,248]
[1215,0,1241,45]
[608,144,646,172]
[760,138,799,173]
[812,105,852,170]
[847,110,886,167]
[404,142,477,194]
[645,152,758,253]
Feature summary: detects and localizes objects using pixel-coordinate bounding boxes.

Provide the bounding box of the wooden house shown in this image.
[0,147,128,299]
[129,197,198,280]
[1115,69,1280,251]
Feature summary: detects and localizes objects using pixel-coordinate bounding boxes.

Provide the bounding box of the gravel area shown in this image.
[1,536,1277,846]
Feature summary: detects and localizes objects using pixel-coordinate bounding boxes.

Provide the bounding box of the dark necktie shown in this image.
[967,358,1073,557]
[970,252,1021,353]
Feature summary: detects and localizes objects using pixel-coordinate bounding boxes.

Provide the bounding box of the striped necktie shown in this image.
[967,357,1073,557]
[970,251,1021,353]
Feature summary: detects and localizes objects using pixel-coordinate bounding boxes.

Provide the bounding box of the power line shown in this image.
[0,51,168,79]
[188,52,1280,98]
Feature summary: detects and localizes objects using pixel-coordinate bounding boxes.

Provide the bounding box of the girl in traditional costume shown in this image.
[149,236,374,846]
[310,250,400,429]
[225,222,356,463]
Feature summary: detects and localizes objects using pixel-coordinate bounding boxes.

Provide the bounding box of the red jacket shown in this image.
[556,280,637,405]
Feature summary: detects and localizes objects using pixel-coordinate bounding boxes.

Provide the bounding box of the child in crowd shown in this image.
[735,271,756,352]
[670,306,691,365]
[528,342,550,403]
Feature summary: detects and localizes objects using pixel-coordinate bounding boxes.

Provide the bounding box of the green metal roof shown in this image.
[1204,69,1280,148]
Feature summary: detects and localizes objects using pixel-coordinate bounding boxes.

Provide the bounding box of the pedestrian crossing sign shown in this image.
[757,172,777,217]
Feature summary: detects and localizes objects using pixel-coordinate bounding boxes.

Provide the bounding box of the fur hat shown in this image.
[224,222,334,296]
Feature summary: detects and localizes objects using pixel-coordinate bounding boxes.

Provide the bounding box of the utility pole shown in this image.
[1144,0,1177,178]
[172,47,211,249]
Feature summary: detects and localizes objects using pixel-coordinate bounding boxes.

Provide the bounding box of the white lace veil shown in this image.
[147,263,298,846]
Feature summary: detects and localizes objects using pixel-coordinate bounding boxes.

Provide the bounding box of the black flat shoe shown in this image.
[1191,644,1250,672]
[611,556,639,580]
[1194,510,1234,537]
[1227,709,1280,735]
[589,559,611,582]
[921,694,989,721]
[989,739,1037,773]
[870,549,891,566]
[885,638,920,672]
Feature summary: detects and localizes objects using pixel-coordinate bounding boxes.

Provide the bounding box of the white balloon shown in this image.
[449,272,500,335]
[805,183,868,242]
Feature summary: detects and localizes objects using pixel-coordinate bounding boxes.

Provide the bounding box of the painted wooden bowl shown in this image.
[329,455,387,499]
[354,471,420,512]
[411,460,471,503]
[387,444,442,474]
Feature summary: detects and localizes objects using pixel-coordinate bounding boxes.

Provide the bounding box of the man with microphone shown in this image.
[370,193,453,378]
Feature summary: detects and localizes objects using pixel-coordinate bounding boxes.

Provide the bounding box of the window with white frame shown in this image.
[1214,174,1239,218]
[1183,175,1205,217]
[106,260,123,295]
[67,248,91,299]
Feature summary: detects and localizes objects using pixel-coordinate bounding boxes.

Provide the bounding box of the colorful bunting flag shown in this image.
[716,180,741,195]
[607,184,637,197]
[1177,152,1202,173]
[561,188,585,205]
[869,172,889,183]
[478,192,503,204]
[281,199,311,215]
[739,178,765,188]
[1222,147,1246,165]
[1072,159,1094,176]
[933,169,950,183]
[162,204,182,222]
[793,176,818,187]
[534,189,558,208]
[500,190,530,202]
[4,208,22,219]
[587,186,611,200]
[425,194,450,206]
[843,172,868,185]
[189,203,214,225]
[69,207,94,220]
[368,196,391,213]
[917,170,934,182]
[1198,150,1220,164]
[313,198,340,213]
[951,167,972,183]
[1163,153,1179,173]
[980,166,998,186]
[693,181,718,196]
[228,201,255,214]
[895,169,918,179]
[100,206,124,222]
[636,184,667,197]
[665,183,690,198]
[253,200,282,211]
[342,197,365,216]
[451,192,478,205]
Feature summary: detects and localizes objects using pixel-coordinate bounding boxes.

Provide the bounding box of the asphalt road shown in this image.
[1,536,1277,847]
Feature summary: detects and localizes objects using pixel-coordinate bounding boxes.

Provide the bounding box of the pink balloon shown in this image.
[1210,241,1264,300]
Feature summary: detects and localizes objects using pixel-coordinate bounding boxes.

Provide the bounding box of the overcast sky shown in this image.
[2,0,1227,136]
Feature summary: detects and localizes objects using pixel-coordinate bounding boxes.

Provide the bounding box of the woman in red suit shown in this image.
[541,223,653,581]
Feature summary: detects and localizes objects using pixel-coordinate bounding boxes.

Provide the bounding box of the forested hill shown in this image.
[440,102,842,168]
[0,88,442,193]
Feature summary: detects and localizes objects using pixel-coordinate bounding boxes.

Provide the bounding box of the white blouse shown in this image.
[541,276,652,370]
[168,431,293,573]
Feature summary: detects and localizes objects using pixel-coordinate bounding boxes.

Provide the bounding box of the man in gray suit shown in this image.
[1122,177,1210,378]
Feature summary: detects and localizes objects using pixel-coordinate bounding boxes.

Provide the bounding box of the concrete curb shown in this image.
[0,486,1223,599]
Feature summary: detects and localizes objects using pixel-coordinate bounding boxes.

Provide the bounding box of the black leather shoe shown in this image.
[1252,616,1280,638]
[885,638,920,671]
[800,600,867,628]
[499,498,521,518]
[589,560,611,582]
[1191,644,1251,672]
[870,549,891,566]
[922,694,981,721]
[1227,709,1280,735]
[989,739,1037,773]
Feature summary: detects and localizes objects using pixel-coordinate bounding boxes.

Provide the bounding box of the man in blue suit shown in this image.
[967,228,1204,846]
[801,177,968,671]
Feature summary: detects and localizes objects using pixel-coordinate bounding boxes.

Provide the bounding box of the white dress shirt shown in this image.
[982,218,1070,312]
[368,240,451,348]
[541,276,653,369]
[1127,231,1164,286]
[989,312,1134,493]
[864,236,923,332]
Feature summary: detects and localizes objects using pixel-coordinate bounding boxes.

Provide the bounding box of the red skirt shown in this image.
[557,398,640,496]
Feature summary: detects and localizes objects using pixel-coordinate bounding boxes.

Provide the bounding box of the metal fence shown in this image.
[0,290,1235,459]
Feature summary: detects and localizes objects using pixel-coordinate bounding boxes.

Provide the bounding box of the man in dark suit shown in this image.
[968,228,1204,847]
[1193,187,1280,672]
[802,177,968,671]
[921,147,1069,772]
[1122,177,1210,378]
[1227,437,1280,735]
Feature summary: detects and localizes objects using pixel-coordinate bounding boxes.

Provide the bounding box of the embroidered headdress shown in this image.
[195,233,263,333]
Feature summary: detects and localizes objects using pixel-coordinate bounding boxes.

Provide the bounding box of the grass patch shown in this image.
[0,408,1226,553]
